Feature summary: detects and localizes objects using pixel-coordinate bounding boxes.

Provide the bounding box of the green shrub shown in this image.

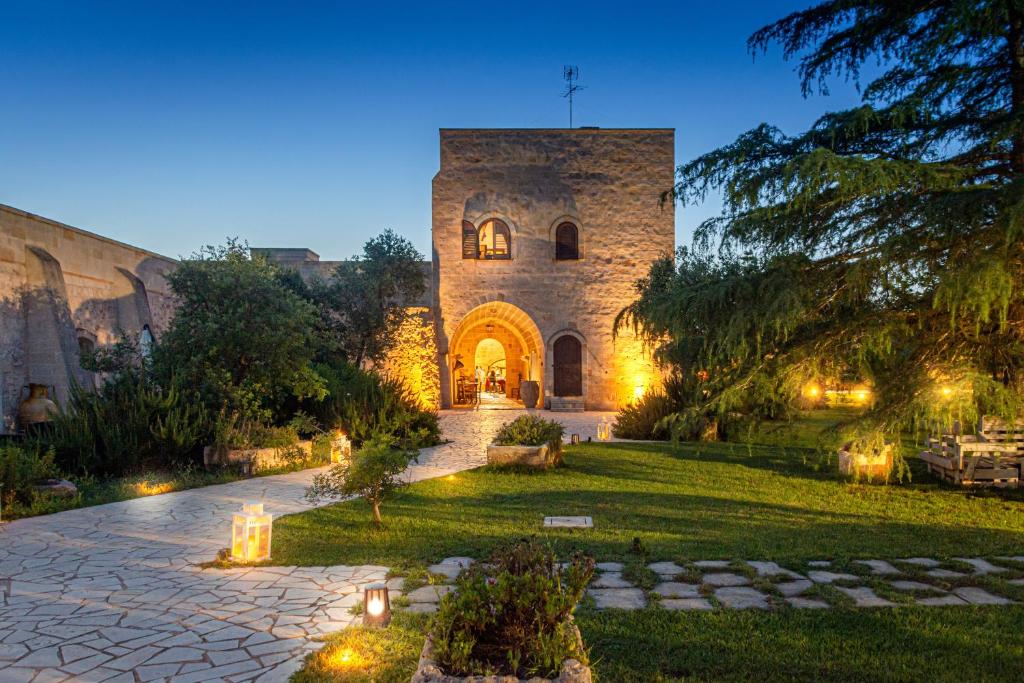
[308,361,440,450]
[431,539,594,678]
[493,415,564,449]
[42,374,207,476]
[0,443,59,505]
[305,433,417,524]
[613,391,676,440]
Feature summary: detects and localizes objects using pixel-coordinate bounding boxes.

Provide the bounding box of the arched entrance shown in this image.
[446,302,544,408]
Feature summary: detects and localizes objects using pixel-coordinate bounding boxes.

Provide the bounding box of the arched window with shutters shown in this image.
[477,219,511,260]
[555,222,579,260]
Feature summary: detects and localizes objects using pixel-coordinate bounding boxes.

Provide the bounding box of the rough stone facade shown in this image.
[432,129,675,410]
[0,204,177,431]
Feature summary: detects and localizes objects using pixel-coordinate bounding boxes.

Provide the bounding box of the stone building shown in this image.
[0,126,674,425]
[432,128,675,410]
[0,205,177,431]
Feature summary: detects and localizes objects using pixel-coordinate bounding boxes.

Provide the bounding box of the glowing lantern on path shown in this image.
[331,431,352,464]
[363,584,391,627]
[231,502,273,562]
[597,416,611,441]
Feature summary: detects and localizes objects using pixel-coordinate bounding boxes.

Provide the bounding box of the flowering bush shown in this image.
[431,539,594,678]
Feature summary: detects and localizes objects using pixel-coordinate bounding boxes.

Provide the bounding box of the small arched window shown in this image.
[555,222,579,260]
[477,219,511,260]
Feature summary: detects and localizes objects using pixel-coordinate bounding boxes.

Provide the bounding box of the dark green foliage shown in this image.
[0,442,58,505]
[312,229,426,366]
[431,539,594,678]
[307,360,440,450]
[492,415,564,449]
[620,1,1024,442]
[153,240,325,426]
[305,433,417,524]
[44,374,206,476]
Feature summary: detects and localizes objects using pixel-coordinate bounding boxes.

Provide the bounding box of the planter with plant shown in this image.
[412,539,594,683]
[487,415,565,469]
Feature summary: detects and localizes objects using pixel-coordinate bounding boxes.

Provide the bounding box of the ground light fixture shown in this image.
[570,434,580,444]
[331,430,352,464]
[597,416,611,441]
[231,501,273,562]
[363,583,391,627]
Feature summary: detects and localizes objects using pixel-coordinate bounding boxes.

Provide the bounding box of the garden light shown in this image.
[362,583,391,627]
[230,501,273,562]
[597,416,611,441]
[331,431,352,464]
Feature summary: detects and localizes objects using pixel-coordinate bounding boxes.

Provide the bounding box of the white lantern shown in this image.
[597,416,611,441]
[231,501,272,562]
[331,431,352,465]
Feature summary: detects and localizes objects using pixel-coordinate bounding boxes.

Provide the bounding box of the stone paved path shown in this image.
[0,410,614,683]
[584,557,1024,611]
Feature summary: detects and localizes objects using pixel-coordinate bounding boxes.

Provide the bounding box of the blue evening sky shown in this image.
[0,0,865,260]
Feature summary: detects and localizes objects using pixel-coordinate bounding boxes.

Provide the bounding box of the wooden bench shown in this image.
[920,416,1024,487]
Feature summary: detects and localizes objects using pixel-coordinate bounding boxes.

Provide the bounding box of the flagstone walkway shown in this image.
[0,410,613,683]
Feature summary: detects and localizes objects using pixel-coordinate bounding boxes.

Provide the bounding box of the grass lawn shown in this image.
[277,414,1024,681]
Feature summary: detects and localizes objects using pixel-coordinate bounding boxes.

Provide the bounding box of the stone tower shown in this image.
[432,128,675,410]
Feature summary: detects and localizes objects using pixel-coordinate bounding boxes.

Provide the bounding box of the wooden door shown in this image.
[553,335,582,396]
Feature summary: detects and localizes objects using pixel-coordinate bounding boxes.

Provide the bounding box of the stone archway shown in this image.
[445,302,544,408]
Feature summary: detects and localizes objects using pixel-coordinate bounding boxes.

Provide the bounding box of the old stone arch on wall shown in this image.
[460,209,520,261]
[443,301,544,407]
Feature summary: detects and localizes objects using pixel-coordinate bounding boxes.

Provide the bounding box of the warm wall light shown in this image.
[363,583,391,627]
[331,431,352,464]
[940,385,954,397]
[633,384,645,401]
[597,416,611,441]
[230,502,273,562]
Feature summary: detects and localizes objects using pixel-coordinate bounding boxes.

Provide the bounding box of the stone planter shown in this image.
[520,380,540,409]
[204,440,313,473]
[486,442,561,469]
[411,623,591,683]
[838,443,893,480]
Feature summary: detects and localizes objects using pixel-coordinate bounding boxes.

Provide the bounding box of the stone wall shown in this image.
[380,307,441,410]
[0,205,177,431]
[432,129,675,409]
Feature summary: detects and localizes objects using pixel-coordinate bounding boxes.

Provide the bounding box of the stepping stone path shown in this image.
[952,587,1014,606]
[588,589,646,610]
[714,587,769,610]
[702,573,751,587]
[836,586,895,608]
[648,562,685,578]
[787,597,830,609]
[427,557,473,582]
[854,560,901,575]
[955,558,1007,575]
[890,580,944,592]
[926,568,967,579]
[653,582,700,598]
[577,557,1020,613]
[747,561,802,579]
[807,570,859,584]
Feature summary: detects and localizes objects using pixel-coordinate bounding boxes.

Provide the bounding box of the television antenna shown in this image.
[562,66,585,128]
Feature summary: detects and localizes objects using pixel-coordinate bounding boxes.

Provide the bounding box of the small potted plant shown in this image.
[412,539,594,683]
[486,415,565,469]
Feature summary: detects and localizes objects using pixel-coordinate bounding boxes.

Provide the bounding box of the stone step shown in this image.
[549,397,585,412]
